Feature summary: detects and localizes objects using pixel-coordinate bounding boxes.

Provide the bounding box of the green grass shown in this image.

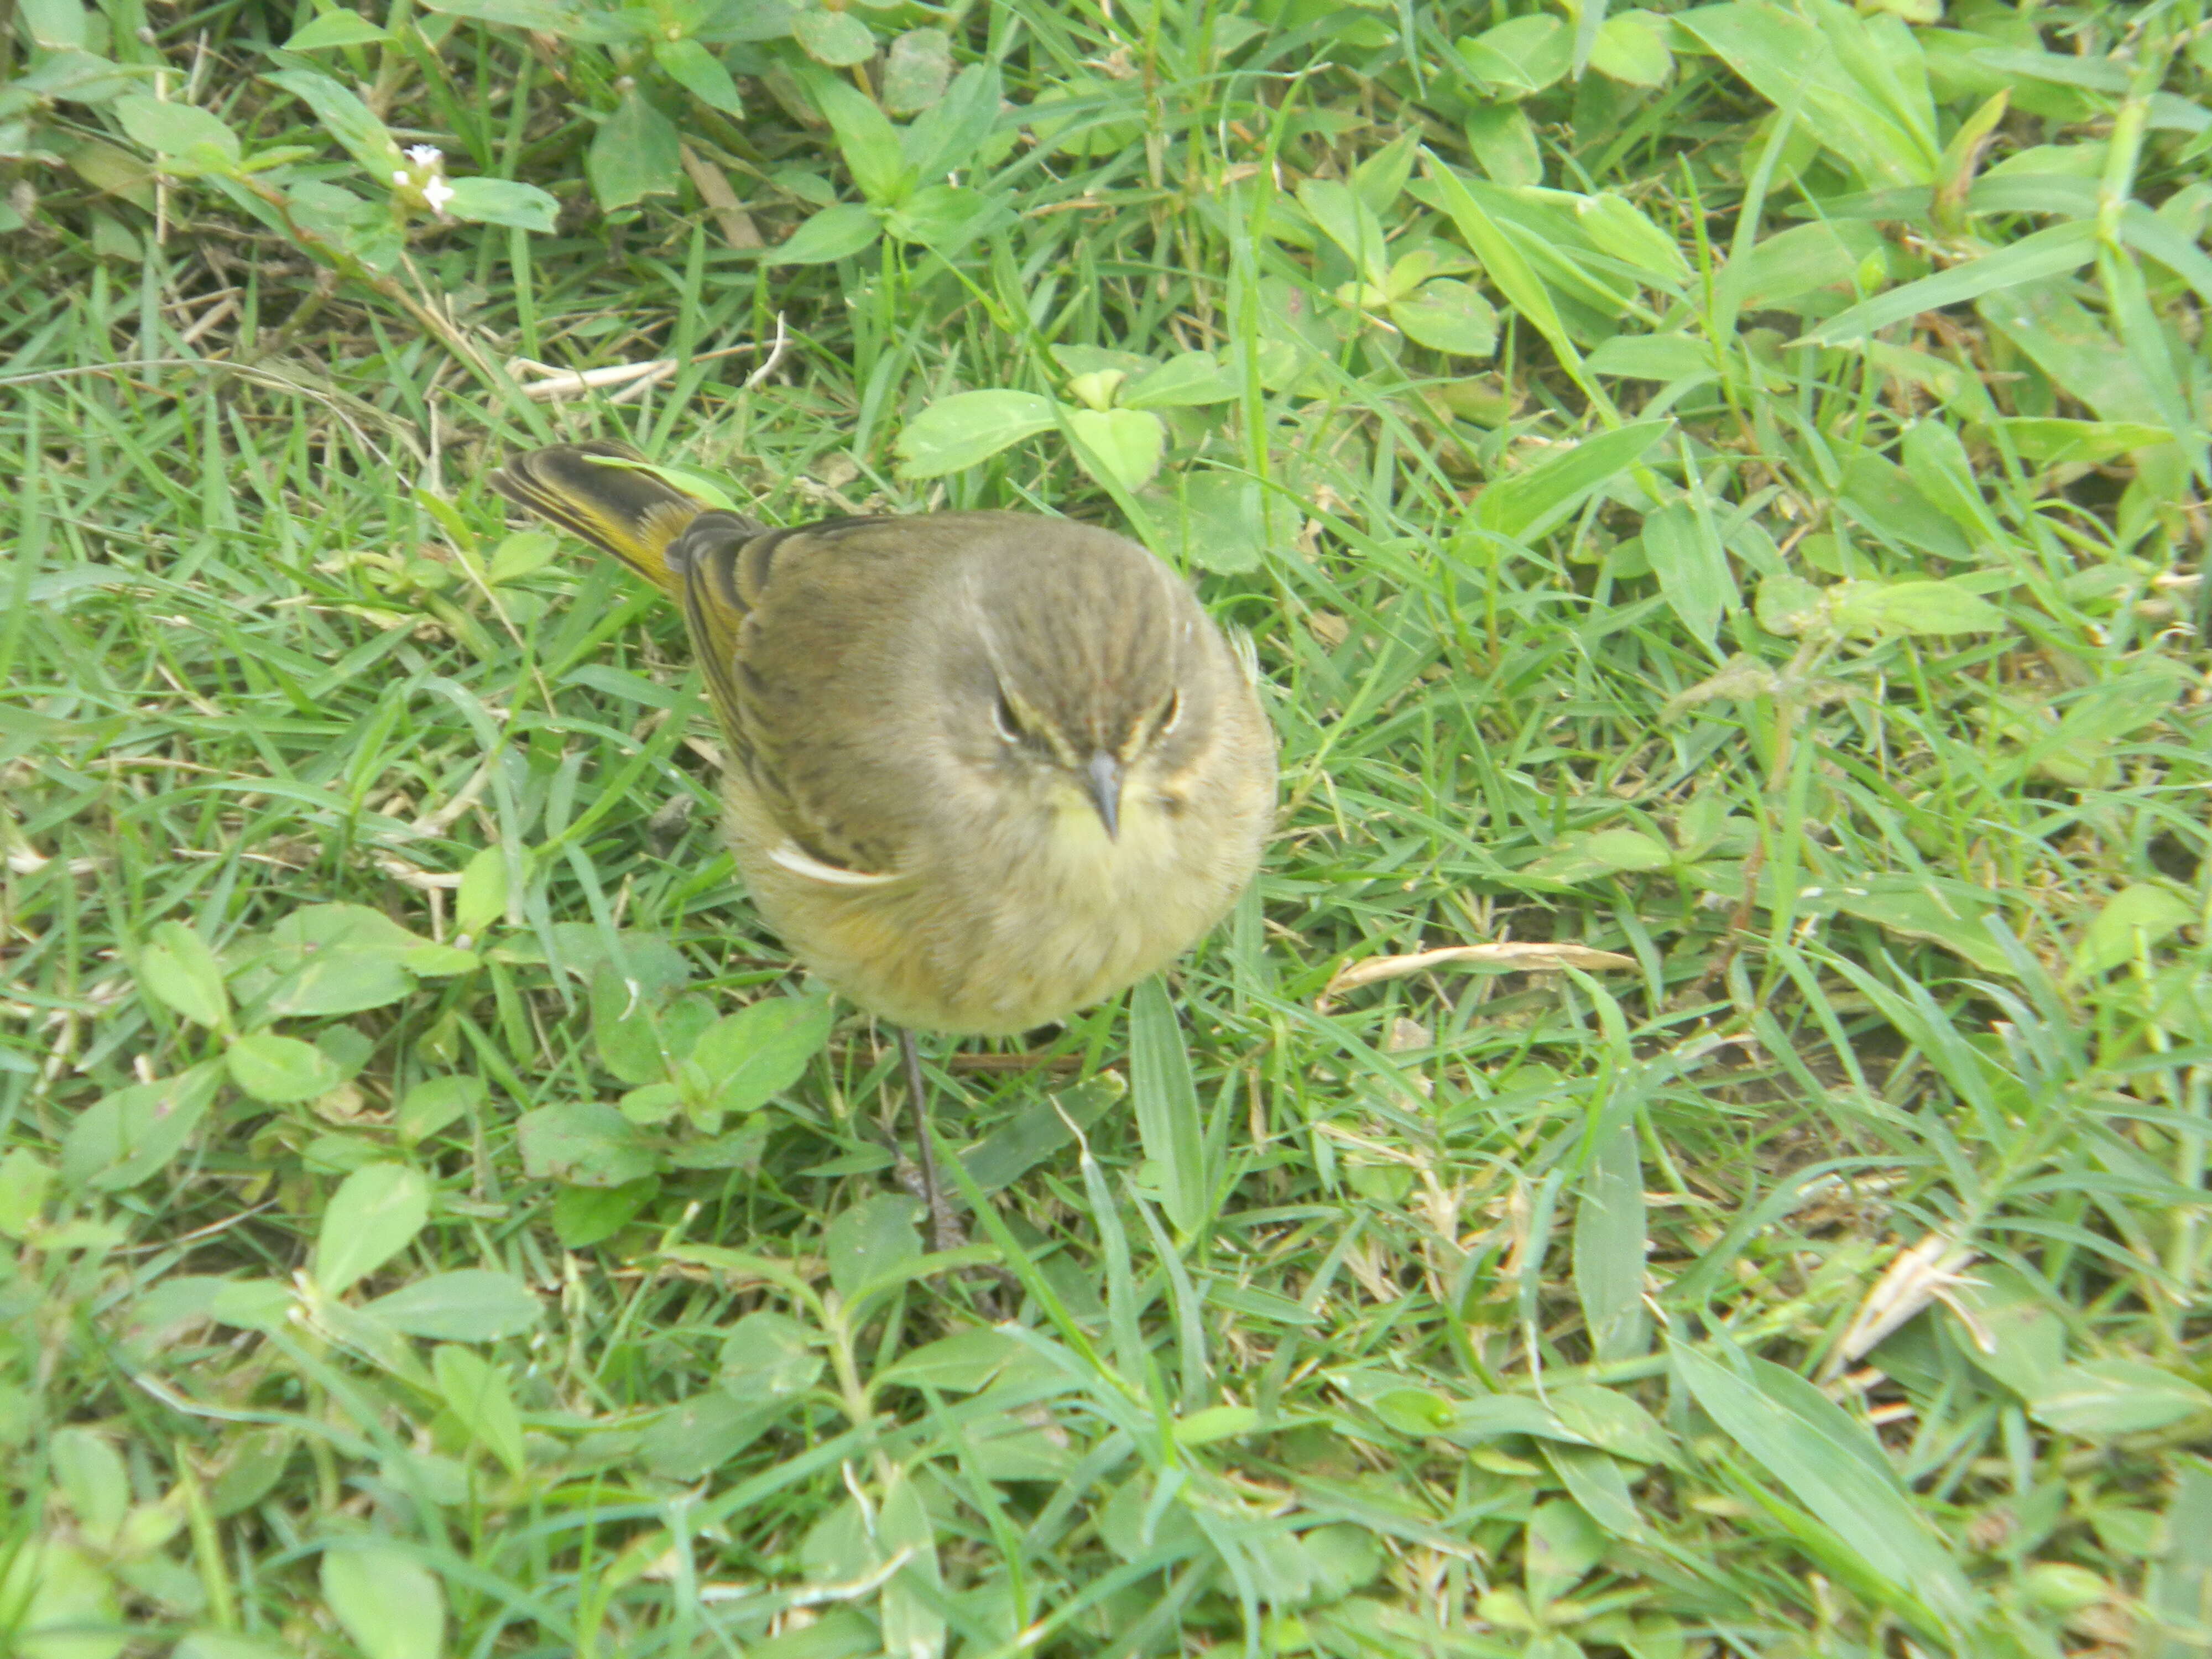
[4,1,2211,1656]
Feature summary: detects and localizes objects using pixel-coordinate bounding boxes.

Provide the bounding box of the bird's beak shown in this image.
[1083,752,1124,839]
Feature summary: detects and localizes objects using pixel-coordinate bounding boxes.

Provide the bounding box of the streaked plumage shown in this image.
[490,441,1275,1036]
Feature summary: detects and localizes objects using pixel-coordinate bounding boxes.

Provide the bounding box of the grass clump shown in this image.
[4,1,2210,1656]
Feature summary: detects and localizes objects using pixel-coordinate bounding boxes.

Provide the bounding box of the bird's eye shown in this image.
[1154,689,1184,739]
[992,692,1024,744]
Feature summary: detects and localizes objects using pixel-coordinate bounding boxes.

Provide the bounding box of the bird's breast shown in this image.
[723,764,1261,1036]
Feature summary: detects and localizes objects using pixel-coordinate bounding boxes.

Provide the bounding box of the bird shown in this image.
[488,440,1276,1235]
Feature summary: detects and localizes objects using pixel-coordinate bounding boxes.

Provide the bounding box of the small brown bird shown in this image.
[490,441,1276,1224]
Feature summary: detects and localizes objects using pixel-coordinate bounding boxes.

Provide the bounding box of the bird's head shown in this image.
[942,524,1212,842]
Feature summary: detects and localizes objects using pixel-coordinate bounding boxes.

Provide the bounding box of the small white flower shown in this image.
[405,144,444,166]
[392,170,411,186]
[421,176,456,215]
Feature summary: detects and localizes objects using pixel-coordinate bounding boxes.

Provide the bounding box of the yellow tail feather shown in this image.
[488,441,705,599]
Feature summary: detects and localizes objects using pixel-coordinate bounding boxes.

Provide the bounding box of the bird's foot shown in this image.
[896,1155,970,1253]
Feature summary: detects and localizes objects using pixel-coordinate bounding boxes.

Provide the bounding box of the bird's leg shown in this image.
[899,1027,963,1251]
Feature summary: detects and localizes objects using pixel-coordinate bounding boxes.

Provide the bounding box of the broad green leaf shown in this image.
[770,201,882,264]
[1390,279,1498,357]
[1097,1475,1207,1564]
[1121,351,1240,409]
[1675,2,1937,187]
[807,70,910,206]
[894,389,1057,478]
[1352,128,1421,213]
[1673,1342,1976,1623]
[884,183,1001,252]
[1898,420,2002,544]
[1839,452,1973,560]
[691,992,834,1116]
[321,1544,445,1659]
[138,921,229,1029]
[590,962,712,1086]
[1830,578,2006,637]
[1550,1386,1674,1465]
[1145,469,1270,574]
[1978,279,2165,427]
[363,1269,541,1340]
[0,1541,122,1659]
[1053,342,1151,378]
[641,1391,782,1480]
[1573,1121,1649,1365]
[2029,1360,2212,1438]
[1424,159,1574,364]
[1298,178,1390,285]
[586,91,681,209]
[1522,827,1673,885]
[826,1193,922,1302]
[414,0,578,30]
[1130,975,1207,1238]
[1944,1262,2068,1401]
[718,1310,824,1397]
[1457,14,1571,97]
[791,6,873,65]
[1995,417,2172,465]
[19,0,89,49]
[314,1164,430,1295]
[453,846,508,938]
[1463,102,1540,186]
[486,528,557,587]
[263,69,404,176]
[1813,876,2016,975]
[654,38,742,113]
[1576,193,1691,285]
[440,176,557,231]
[11,48,135,109]
[113,96,241,166]
[876,1328,1023,1392]
[550,1177,658,1248]
[51,1426,129,1546]
[1442,1391,1573,1443]
[207,1279,295,1332]
[1640,500,1735,647]
[1525,1496,1606,1605]
[1801,220,2098,346]
[2146,1460,2212,1653]
[227,1032,345,1104]
[1720,220,1889,315]
[2070,884,2196,980]
[1065,406,1165,492]
[395,1074,484,1143]
[61,1061,223,1191]
[1027,75,1146,158]
[1755,572,1829,637]
[878,1471,945,1659]
[900,61,1003,180]
[432,1344,526,1474]
[880,28,953,115]
[1589,9,1673,87]
[957,1073,1124,1191]
[0,1149,54,1239]
[515,1102,664,1187]
[253,904,440,1016]
[284,11,391,49]
[1585,333,1715,383]
[1469,419,1672,544]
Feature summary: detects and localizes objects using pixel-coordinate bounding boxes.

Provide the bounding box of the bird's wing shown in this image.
[670,513,914,880]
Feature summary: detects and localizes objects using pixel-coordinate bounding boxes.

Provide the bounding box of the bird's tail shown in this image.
[488,440,708,599]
